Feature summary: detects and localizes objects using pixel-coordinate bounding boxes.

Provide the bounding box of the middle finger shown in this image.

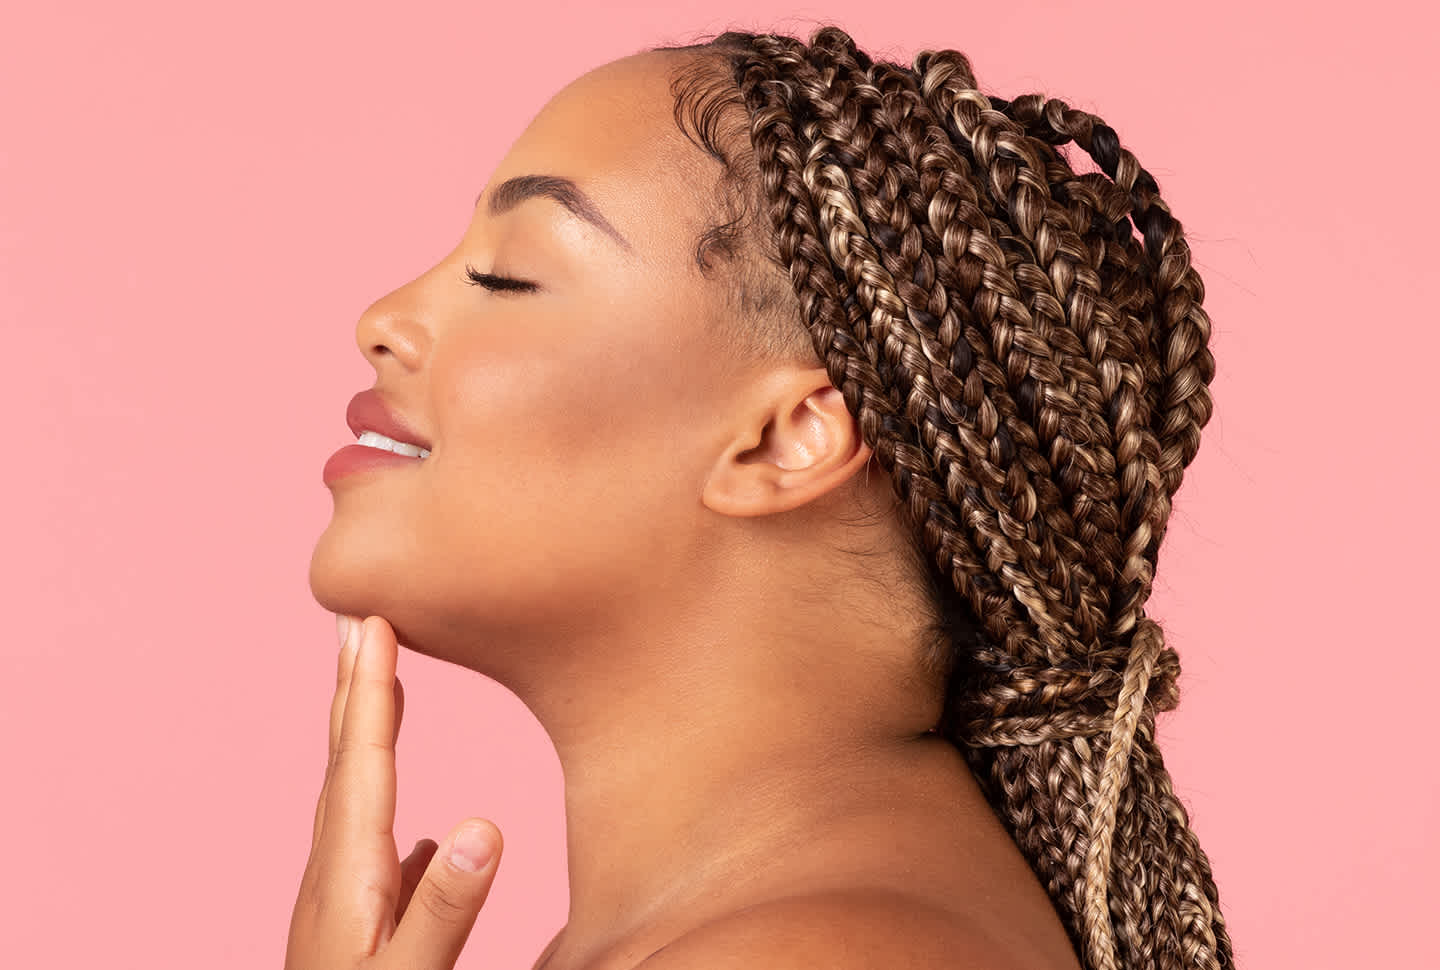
[330,615,361,760]
[311,614,361,848]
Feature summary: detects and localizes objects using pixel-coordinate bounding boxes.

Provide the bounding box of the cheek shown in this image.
[414,326,682,608]
[431,327,633,470]
[420,326,659,544]
[430,287,710,472]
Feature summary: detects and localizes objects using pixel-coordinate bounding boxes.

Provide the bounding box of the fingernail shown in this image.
[449,824,495,872]
[336,614,351,649]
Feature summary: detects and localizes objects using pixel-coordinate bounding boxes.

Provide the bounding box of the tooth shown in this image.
[355,429,429,458]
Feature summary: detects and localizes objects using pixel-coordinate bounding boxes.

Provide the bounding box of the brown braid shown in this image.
[652,24,1233,970]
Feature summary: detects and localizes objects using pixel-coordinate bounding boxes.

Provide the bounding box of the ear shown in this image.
[702,369,874,518]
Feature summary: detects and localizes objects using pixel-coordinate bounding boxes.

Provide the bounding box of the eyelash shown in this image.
[464,262,539,294]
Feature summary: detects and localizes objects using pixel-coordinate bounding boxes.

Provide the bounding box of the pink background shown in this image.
[3,2,1434,968]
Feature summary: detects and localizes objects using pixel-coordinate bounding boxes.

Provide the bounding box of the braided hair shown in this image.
[653,25,1233,970]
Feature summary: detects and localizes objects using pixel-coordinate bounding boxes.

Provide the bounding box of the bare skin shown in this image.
[305,48,1083,970]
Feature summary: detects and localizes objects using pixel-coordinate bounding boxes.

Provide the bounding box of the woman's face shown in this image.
[309,51,762,684]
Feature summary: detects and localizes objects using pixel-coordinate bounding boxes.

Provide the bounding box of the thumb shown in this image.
[386,819,503,969]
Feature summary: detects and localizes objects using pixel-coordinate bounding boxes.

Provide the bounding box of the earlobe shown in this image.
[701,377,873,519]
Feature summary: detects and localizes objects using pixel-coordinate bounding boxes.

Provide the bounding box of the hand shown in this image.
[285,614,504,970]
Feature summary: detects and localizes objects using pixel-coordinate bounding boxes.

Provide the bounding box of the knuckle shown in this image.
[415,880,471,925]
[299,873,340,925]
[347,868,394,910]
[333,736,393,766]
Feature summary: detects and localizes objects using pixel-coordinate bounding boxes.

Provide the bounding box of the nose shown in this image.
[355,286,432,374]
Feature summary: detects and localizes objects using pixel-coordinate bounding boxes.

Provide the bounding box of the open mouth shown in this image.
[356,430,430,459]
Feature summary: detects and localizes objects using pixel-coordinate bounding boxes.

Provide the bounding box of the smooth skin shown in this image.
[295,47,1084,970]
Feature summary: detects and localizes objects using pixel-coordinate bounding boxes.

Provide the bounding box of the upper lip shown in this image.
[345,389,432,451]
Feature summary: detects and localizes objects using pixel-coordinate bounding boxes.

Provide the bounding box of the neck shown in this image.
[513,602,947,967]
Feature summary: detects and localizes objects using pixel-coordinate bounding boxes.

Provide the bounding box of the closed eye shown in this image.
[464,263,540,293]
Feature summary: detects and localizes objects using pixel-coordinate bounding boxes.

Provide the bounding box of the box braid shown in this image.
[653,24,1232,970]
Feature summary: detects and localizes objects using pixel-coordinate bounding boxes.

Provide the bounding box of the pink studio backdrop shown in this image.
[2,1,1434,968]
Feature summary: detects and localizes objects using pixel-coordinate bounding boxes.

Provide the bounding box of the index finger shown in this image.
[323,615,400,853]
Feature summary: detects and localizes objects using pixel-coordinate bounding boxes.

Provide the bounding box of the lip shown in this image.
[345,389,432,451]
[323,443,424,485]
[322,389,432,486]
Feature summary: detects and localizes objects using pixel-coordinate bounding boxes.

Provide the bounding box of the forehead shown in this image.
[486,50,719,265]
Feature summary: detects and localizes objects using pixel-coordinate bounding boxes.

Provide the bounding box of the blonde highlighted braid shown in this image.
[656,24,1233,970]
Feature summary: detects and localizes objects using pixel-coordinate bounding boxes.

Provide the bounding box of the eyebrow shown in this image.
[476,175,634,256]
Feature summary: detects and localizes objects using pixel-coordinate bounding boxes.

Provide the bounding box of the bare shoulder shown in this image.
[632,889,1042,970]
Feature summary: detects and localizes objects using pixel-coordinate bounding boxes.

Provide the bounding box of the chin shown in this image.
[307,518,405,621]
[307,516,548,686]
[308,530,360,618]
[308,523,456,665]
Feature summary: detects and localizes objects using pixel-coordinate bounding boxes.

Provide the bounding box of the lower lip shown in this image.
[322,444,425,485]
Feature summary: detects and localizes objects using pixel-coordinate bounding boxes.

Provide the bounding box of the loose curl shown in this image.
[654,24,1233,970]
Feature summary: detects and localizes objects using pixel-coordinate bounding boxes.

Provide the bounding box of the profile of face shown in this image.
[309,50,906,697]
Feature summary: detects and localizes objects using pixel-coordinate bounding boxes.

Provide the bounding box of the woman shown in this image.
[288,24,1234,970]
